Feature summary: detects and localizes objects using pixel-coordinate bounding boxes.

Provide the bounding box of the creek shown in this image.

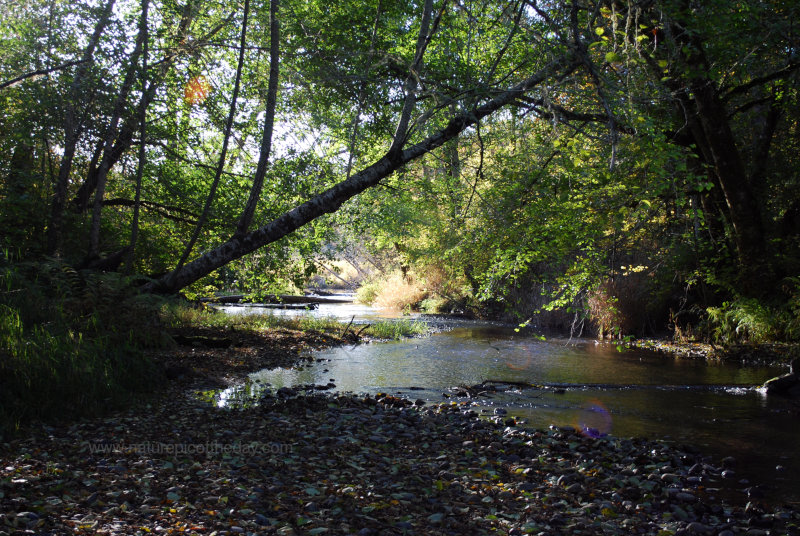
[213,301,799,504]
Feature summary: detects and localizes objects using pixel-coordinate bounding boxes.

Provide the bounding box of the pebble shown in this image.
[4,391,798,536]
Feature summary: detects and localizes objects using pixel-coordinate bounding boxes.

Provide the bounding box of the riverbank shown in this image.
[627,338,800,367]
[2,387,798,535]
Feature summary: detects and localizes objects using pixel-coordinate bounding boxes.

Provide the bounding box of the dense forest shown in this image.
[2,0,800,341]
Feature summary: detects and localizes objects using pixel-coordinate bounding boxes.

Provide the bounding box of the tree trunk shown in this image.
[46,0,115,255]
[88,1,149,260]
[174,0,250,269]
[127,0,149,273]
[234,0,280,237]
[691,81,767,274]
[144,55,579,294]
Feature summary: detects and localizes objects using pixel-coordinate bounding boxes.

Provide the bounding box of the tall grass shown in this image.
[0,260,165,435]
[356,270,427,312]
[364,319,428,339]
[167,305,428,340]
[165,305,348,336]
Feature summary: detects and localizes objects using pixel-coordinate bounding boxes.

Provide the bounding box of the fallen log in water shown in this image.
[218,302,320,310]
[203,294,353,304]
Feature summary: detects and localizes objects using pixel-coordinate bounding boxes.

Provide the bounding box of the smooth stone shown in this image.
[671,505,689,521]
[687,521,710,533]
[427,512,444,524]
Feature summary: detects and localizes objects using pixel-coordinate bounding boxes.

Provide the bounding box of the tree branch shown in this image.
[146,54,580,294]
[0,60,88,90]
[721,62,800,101]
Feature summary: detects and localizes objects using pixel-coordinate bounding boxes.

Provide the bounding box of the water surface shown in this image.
[213,306,799,504]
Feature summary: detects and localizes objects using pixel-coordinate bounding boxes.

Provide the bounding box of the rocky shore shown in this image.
[627,339,800,366]
[2,386,799,535]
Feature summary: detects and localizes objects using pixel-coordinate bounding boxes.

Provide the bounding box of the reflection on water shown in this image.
[209,312,798,503]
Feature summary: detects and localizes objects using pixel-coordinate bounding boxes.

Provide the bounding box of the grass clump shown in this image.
[363,319,428,340]
[165,305,348,338]
[0,260,167,436]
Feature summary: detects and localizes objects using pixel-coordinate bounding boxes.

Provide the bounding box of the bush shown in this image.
[372,271,427,311]
[587,271,659,339]
[355,280,382,305]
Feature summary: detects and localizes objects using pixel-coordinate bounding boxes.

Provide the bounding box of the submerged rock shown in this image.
[762,357,800,396]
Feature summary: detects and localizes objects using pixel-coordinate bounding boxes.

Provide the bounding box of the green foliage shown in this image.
[704,279,800,343]
[1,0,799,343]
[355,280,381,306]
[164,303,426,340]
[0,259,166,433]
[706,299,784,344]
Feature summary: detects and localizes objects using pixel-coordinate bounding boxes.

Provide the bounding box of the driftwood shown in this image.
[172,335,232,348]
[202,294,352,304]
[219,302,319,310]
[449,379,541,398]
[478,379,537,389]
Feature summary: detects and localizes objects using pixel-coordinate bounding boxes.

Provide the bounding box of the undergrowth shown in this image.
[0,261,430,436]
[0,259,167,436]
[355,270,427,312]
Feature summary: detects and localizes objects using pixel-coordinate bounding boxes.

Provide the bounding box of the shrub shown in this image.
[372,271,427,312]
[355,280,381,305]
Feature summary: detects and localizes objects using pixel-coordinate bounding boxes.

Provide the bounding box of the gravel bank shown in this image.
[1,387,798,535]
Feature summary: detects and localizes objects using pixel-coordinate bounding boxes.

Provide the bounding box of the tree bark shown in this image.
[46,0,116,255]
[690,80,767,273]
[128,0,149,273]
[88,1,149,260]
[234,0,280,237]
[144,55,579,294]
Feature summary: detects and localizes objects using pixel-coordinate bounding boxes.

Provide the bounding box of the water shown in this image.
[213,305,800,504]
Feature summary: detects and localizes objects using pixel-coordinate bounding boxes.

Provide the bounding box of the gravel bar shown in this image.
[1,387,798,535]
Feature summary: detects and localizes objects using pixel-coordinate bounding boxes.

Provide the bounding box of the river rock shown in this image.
[762,357,800,396]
